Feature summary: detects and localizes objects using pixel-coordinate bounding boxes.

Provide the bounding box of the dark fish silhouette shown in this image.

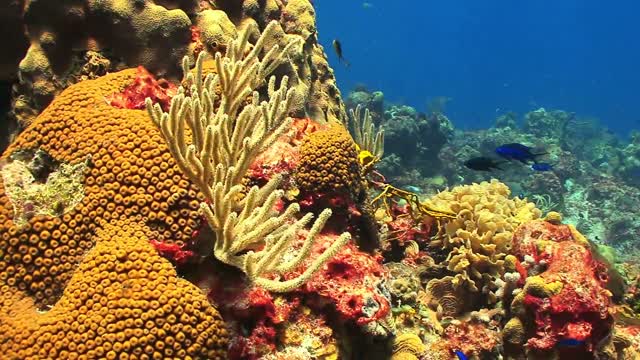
[496,143,547,164]
[332,39,350,67]
[531,162,553,171]
[464,156,504,171]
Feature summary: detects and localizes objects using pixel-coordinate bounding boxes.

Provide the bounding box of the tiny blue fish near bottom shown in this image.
[557,338,586,347]
[453,349,468,360]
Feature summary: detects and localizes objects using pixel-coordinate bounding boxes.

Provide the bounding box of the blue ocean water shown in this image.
[316,1,640,135]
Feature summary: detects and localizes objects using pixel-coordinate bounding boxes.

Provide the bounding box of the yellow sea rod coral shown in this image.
[0,68,206,307]
[148,25,350,293]
[0,221,228,360]
[425,180,541,298]
[295,122,365,198]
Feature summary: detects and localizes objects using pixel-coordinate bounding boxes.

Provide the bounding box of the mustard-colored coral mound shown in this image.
[392,333,426,360]
[0,222,228,360]
[502,317,525,345]
[0,69,204,307]
[294,122,365,198]
[425,180,541,300]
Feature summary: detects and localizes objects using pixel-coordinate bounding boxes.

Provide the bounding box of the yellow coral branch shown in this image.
[146,21,349,292]
[349,104,385,159]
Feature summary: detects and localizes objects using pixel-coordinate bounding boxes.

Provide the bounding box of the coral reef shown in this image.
[345,86,385,123]
[204,233,393,358]
[381,105,454,180]
[436,107,640,263]
[0,17,382,356]
[3,1,640,359]
[344,88,453,186]
[523,107,574,139]
[386,262,421,306]
[297,235,392,332]
[391,333,426,360]
[423,316,502,359]
[295,122,366,199]
[1,149,89,227]
[108,67,178,112]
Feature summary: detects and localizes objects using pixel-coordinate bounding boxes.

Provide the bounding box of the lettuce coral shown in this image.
[425,180,541,308]
[391,332,426,360]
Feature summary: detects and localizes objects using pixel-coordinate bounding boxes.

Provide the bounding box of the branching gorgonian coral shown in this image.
[146,21,350,292]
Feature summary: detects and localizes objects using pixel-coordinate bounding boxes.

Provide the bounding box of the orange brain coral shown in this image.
[294,122,364,198]
[0,221,228,360]
[0,68,205,307]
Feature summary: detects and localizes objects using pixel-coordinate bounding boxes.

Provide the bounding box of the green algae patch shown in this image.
[1,149,90,227]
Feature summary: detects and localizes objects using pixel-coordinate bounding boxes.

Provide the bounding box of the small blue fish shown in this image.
[453,349,468,360]
[557,338,586,347]
[531,162,553,171]
[496,143,547,164]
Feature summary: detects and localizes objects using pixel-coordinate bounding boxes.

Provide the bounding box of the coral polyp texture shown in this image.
[295,122,366,198]
[0,222,229,359]
[0,67,204,307]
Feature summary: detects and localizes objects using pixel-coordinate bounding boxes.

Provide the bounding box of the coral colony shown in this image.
[0,1,639,359]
